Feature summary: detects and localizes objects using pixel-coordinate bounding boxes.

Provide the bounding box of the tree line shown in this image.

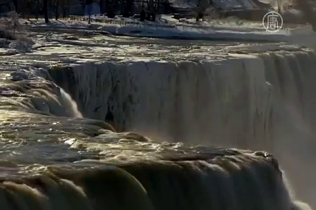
[9,0,316,27]
[10,0,160,23]
[11,0,74,23]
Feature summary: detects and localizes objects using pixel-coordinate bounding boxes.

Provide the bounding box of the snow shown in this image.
[169,0,265,9]
[0,13,314,59]
[18,16,315,44]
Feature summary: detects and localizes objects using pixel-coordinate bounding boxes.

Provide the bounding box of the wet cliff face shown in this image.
[48,50,316,208]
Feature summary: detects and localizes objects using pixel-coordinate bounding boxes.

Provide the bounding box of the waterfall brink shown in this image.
[0,152,310,210]
[48,50,315,208]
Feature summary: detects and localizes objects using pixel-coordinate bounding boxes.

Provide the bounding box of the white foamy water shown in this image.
[59,87,83,118]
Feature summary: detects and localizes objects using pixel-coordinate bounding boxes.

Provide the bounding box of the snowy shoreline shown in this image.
[18,16,314,43]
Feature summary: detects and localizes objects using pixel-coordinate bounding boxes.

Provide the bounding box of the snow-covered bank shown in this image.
[21,17,315,43]
[100,24,290,42]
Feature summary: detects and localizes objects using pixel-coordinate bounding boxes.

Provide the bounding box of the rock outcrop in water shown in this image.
[0,44,313,209]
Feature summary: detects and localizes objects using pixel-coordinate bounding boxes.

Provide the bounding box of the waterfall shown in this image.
[49,50,316,207]
[59,87,83,118]
[0,49,312,209]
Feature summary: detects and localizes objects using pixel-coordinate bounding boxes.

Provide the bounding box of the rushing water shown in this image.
[0,45,313,209]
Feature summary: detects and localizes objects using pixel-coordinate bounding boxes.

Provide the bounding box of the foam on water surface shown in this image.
[0,36,313,209]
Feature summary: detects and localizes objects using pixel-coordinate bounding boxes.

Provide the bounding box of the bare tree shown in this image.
[292,0,316,30]
[55,0,60,20]
[196,0,210,22]
[61,0,70,18]
[12,0,18,12]
[1,11,21,37]
[99,0,105,14]
[43,0,50,23]
[276,0,282,13]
